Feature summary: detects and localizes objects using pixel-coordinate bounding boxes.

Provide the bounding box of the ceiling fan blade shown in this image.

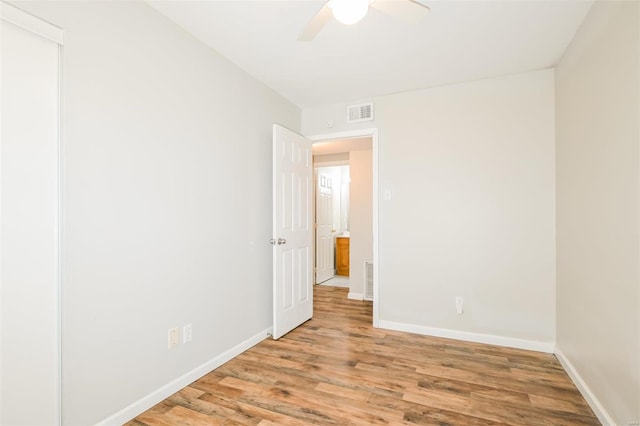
[298,3,333,42]
[370,0,430,25]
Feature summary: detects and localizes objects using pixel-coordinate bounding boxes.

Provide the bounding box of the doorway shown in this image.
[309,129,379,327]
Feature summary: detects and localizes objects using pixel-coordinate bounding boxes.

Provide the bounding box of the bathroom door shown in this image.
[271,124,313,339]
[315,171,334,283]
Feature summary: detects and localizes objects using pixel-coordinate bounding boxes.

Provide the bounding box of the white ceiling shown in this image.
[148,0,593,108]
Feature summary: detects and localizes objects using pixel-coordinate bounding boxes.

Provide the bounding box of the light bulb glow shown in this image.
[330,0,369,25]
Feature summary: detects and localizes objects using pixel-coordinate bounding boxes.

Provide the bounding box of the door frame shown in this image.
[1,3,64,424]
[307,128,379,328]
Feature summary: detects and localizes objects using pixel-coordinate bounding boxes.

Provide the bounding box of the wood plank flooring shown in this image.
[127,286,600,425]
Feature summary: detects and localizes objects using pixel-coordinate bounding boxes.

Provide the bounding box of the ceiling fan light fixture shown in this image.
[330,0,369,25]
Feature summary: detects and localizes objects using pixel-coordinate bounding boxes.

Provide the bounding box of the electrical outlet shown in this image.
[455,297,464,315]
[183,324,192,344]
[168,327,179,349]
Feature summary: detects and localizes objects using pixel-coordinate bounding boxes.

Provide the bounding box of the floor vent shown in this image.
[364,261,374,301]
[347,102,374,123]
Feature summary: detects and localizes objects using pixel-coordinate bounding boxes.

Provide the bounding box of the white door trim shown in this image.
[307,128,379,328]
[1,6,64,425]
[0,2,63,45]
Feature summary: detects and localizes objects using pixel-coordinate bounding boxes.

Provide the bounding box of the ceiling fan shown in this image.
[298,0,430,42]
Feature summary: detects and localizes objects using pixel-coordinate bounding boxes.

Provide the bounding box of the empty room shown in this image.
[1,0,638,425]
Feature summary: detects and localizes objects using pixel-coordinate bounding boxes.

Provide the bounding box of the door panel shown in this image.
[315,172,334,283]
[272,124,313,340]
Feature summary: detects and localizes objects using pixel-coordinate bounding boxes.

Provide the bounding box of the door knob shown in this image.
[270,238,287,246]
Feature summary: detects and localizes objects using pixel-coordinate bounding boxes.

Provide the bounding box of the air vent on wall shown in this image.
[364,261,373,301]
[347,102,374,123]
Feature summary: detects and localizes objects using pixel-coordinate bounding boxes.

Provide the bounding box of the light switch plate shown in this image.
[183,324,192,343]
[455,297,464,315]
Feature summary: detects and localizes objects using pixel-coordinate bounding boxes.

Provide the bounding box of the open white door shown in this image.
[315,170,335,284]
[272,124,313,340]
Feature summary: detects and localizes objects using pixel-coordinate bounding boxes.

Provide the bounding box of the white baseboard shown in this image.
[348,292,364,300]
[378,320,555,353]
[98,327,273,426]
[554,347,616,426]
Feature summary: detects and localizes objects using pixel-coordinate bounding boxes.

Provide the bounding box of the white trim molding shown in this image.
[1,5,64,424]
[554,348,617,426]
[97,327,273,426]
[348,292,364,301]
[378,320,556,353]
[0,2,63,45]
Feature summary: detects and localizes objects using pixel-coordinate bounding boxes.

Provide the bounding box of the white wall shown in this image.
[303,69,557,350]
[304,103,377,136]
[314,153,349,164]
[12,2,300,425]
[340,165,350,235]
[555,1,639,424]
[349,150,373,299]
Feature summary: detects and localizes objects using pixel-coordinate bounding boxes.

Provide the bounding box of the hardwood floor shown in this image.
[127,286,600,425]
